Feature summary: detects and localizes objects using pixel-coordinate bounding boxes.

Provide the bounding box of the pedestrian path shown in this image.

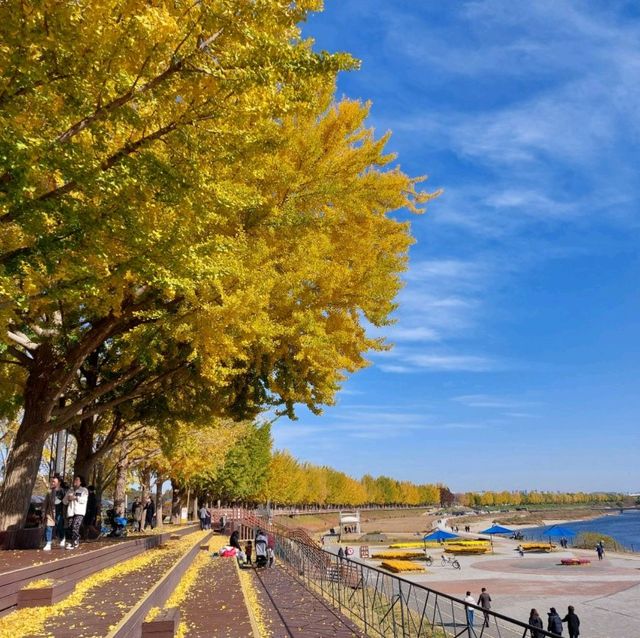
[178,555,254,637]
[251,565,365,638]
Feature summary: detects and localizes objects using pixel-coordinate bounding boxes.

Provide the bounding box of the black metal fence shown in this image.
[273,535,558,638]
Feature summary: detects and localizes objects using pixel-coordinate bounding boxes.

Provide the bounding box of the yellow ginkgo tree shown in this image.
[0,0,437,529]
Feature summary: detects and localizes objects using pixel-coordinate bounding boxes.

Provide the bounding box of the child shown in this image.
[267,546,275,568]
[245,540,253,565]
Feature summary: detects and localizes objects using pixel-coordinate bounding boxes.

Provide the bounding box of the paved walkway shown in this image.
[179,557,253,637]
[341,535,640,638]
[251,566,364,638]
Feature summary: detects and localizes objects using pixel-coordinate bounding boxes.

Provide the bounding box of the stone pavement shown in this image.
[344,536,640,638]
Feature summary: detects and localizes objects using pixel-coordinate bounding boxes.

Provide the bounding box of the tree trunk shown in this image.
[192,495,198,522]
[0,346,58,530]
[113,442,129,516]
[72,418,96,481]
[0,422,48,530]
[171,480,183,525]
[139,468,151,504]
[94,461,104,514]
[155,477,163,529]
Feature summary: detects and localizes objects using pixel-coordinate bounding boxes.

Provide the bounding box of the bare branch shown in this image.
[7,330,39,351]
[198,29,223,51]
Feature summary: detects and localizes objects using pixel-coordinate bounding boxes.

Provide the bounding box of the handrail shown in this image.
[249,519,559,638]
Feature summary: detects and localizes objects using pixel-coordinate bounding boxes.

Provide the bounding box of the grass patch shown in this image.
[573,532,625,552]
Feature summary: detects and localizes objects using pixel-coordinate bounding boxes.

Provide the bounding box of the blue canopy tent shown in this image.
[423,530,459,542]
[542,525,576,538]
[479,524,513,535]
[479,524,513,553]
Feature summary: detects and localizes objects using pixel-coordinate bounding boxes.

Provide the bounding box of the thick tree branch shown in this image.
[7,330,38,351]
[5,345,33,367]
[52,364,144,422]
[56,364,186,428]
[50,314,124,403]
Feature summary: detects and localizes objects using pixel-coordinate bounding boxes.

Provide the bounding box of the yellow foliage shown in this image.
[0,531,208,637]
[380,560,425,573]
[372,551,424,560]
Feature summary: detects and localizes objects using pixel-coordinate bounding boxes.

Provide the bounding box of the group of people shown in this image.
[463,588,581,637]
[229,528,274,568]
[198,505,213,530]
[43,474,97,551]
[130,496,156,532]
[463,588,492,628]
[535,606,581,637]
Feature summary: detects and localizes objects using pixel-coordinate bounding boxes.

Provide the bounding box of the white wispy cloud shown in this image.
[275,406,494,443]
[453,394,537,409]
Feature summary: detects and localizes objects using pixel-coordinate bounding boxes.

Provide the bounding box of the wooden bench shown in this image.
[142,607,180,638]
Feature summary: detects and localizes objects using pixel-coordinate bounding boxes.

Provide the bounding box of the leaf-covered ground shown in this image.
[0,530,208,638]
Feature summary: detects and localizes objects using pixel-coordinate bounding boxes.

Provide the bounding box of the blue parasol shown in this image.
[542,524,576,538]
[480,524,513,535]
[423,529,459,541]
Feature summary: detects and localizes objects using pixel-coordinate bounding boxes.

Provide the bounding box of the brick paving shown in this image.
[251,566,365,638]
[178,556,253,638]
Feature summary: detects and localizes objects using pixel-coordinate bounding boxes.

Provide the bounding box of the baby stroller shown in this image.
[255,530,268,568]
[104,508,128,538]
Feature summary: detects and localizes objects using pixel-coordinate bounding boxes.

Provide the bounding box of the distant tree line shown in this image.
[459,490,622,507]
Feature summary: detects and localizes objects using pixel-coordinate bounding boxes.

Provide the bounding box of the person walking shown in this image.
[199,505,208,530]
[143,496,155,530]
[478,587,492,627]
[131,498,143,532]
[528,609,544,638]
[267,546,275,567]
[562,606,580,638]
[596,541,604,560]
[43,475,65,550]
[63,475,88,550]
[547,607,563,636]
[464,591,476,627]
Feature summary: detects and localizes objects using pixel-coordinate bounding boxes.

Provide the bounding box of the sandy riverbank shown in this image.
[448,509,615,535]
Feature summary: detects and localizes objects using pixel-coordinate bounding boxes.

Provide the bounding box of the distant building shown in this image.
[339,511,361,534]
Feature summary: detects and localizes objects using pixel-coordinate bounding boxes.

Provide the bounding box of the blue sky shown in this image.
[271,0,640,493]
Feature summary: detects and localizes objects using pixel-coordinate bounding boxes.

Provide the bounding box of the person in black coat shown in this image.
[143,497,155,530]
[229,530,241,550]
[528,609,544,638]
[547,607,563,636]
[562,606,580,638]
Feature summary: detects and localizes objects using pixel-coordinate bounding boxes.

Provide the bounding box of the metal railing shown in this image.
[271,533,558,638]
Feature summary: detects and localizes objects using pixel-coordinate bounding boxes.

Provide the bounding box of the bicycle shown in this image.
[441,554,461,569]
[423,553,433,566]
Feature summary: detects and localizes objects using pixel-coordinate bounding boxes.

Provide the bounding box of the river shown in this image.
[523,509,640,551]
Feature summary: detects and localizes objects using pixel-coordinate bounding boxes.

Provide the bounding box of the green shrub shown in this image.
[573,532,624,552]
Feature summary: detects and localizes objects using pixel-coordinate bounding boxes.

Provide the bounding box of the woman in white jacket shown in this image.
[63,475,88,550]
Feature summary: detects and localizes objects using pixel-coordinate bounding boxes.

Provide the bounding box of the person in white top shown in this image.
[464,591,476,626]
[63,475,88,550]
